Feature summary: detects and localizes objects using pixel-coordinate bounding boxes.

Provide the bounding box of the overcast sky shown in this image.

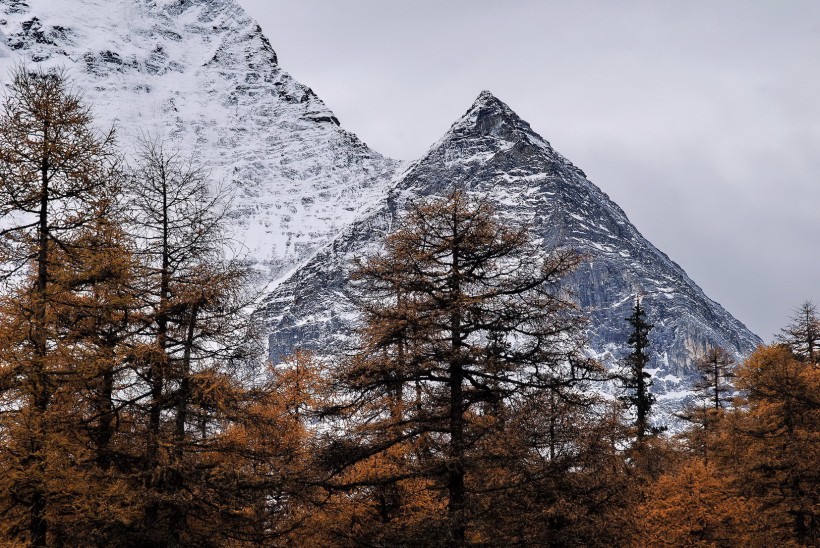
[238,0,820,342]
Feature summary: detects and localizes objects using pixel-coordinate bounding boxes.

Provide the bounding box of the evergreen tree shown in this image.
[617,297,655,440]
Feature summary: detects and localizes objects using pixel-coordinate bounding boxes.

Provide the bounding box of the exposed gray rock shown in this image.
[259,91,762,421]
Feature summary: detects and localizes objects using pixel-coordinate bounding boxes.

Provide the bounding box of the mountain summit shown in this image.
[260,91,762,418]
[453,89,536,135]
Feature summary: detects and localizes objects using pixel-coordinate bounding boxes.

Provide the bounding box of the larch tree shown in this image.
[651,332,819,546]
[693,345,735,412]
[126,137,256,543]
[777,300,820,365]
[317,189,606,546]
[722,345,820,545]
[636,459,755,546]
[124,138,318,546]
[675,346,736,466]
[40,170,146,544]
[0,67,119,546]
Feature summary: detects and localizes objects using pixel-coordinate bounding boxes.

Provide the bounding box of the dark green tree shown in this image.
[617,297,655,440]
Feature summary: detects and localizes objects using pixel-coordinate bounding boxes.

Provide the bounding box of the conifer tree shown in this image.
[725,345,820,544]
[123,138,320,546]
[41,174,146,544]
[0,67,119,546]
[666,344,819,546]
[617,297,655,440]
[126,137,263,543]
[677,346,735,464]
[0,70,346,546]
[318,189,605,545]
[636,458,755,545]
[693,345,735,412]
[777,300,820,364]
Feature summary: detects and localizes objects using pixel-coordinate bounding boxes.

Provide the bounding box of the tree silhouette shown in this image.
[617,297,656,441]
[777,300,820,364]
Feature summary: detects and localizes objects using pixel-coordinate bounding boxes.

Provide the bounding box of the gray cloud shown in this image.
[240,0,820,341]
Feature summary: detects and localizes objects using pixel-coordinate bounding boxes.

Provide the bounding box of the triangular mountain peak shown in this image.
[260,86,762,426]
[446,90,547,147]
[406,90,573,198]
[471,89,508,111]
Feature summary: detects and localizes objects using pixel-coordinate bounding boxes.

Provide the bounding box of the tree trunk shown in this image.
[174,302,199,462]
[28,122,52,548]
[96,365,115,470]
[148,175,170,470]
[447,239,465,547]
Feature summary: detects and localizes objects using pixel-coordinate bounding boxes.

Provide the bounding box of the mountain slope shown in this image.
[0,0,399,280]
[259,91,762,417]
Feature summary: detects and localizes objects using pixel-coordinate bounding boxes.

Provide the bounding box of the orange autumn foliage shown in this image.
[641,344,819,547]
[637,459,755,546]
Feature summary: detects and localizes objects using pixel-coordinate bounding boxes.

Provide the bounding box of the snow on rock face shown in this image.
[0,30,9,58]
[0,0,399,280]
[259,91,762,421]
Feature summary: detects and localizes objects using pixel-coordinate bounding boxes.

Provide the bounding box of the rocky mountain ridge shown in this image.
[259,91,762,418]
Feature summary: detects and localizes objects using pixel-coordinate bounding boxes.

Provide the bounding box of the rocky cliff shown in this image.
[259,92,762,419]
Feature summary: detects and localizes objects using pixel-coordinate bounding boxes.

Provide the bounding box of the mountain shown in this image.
[259,91,762,418]
[2,1,761,419]
[0,0,399,281]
